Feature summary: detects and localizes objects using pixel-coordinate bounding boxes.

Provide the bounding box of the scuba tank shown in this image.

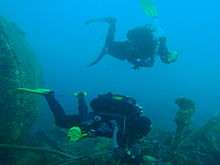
[90,92,143,117]
[126,26,157,59]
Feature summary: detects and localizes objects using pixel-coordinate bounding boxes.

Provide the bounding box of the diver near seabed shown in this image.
[17,88,152,165]
[86,1,178,69]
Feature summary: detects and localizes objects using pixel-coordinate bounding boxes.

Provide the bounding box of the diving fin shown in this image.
[17,88,52,95]
[139,0,158,17]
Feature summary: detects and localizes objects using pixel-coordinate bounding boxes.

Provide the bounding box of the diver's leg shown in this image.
[88,17,117,66]
[45,93,80,128]
[103,17,116,48]
[75,92,89,123]
[86,17,116,47]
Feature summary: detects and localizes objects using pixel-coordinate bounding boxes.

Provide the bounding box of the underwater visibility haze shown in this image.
[0,0,220,164]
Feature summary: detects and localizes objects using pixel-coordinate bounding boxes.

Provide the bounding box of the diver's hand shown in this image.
[167,51,179,63]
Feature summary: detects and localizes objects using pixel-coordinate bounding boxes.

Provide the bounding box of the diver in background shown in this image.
[86,17,178,69]
[17,88,152,165]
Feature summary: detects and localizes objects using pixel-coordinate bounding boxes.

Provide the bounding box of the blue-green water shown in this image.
[1,0,220,129]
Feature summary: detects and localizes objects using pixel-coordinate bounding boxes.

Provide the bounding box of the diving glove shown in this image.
[68,126,88,142]
[167,51,178,63]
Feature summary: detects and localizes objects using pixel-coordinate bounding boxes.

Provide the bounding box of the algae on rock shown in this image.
[0,16,41,143]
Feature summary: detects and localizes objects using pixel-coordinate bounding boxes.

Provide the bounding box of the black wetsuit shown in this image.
[107,25,158,68]
[44,93,151,165]
[45,93,85,128]
[45,93,113,137]
[89,18,172,69]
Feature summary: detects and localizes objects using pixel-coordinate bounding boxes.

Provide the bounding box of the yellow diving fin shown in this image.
[17,88,52,95]
[139,0,158,17]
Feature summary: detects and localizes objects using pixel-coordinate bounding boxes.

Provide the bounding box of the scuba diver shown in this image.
[17,88,152,165]
[87,17,178,69]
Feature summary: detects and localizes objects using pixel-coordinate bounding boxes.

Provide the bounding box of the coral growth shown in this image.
[0,96,220,164]
[172,98,196,150]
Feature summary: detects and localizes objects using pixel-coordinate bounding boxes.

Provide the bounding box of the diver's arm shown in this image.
[85,121,113,138]
[158,37,178,64]
[151,18,178,64]
[158,37,169,62]
[87,120,119,145]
